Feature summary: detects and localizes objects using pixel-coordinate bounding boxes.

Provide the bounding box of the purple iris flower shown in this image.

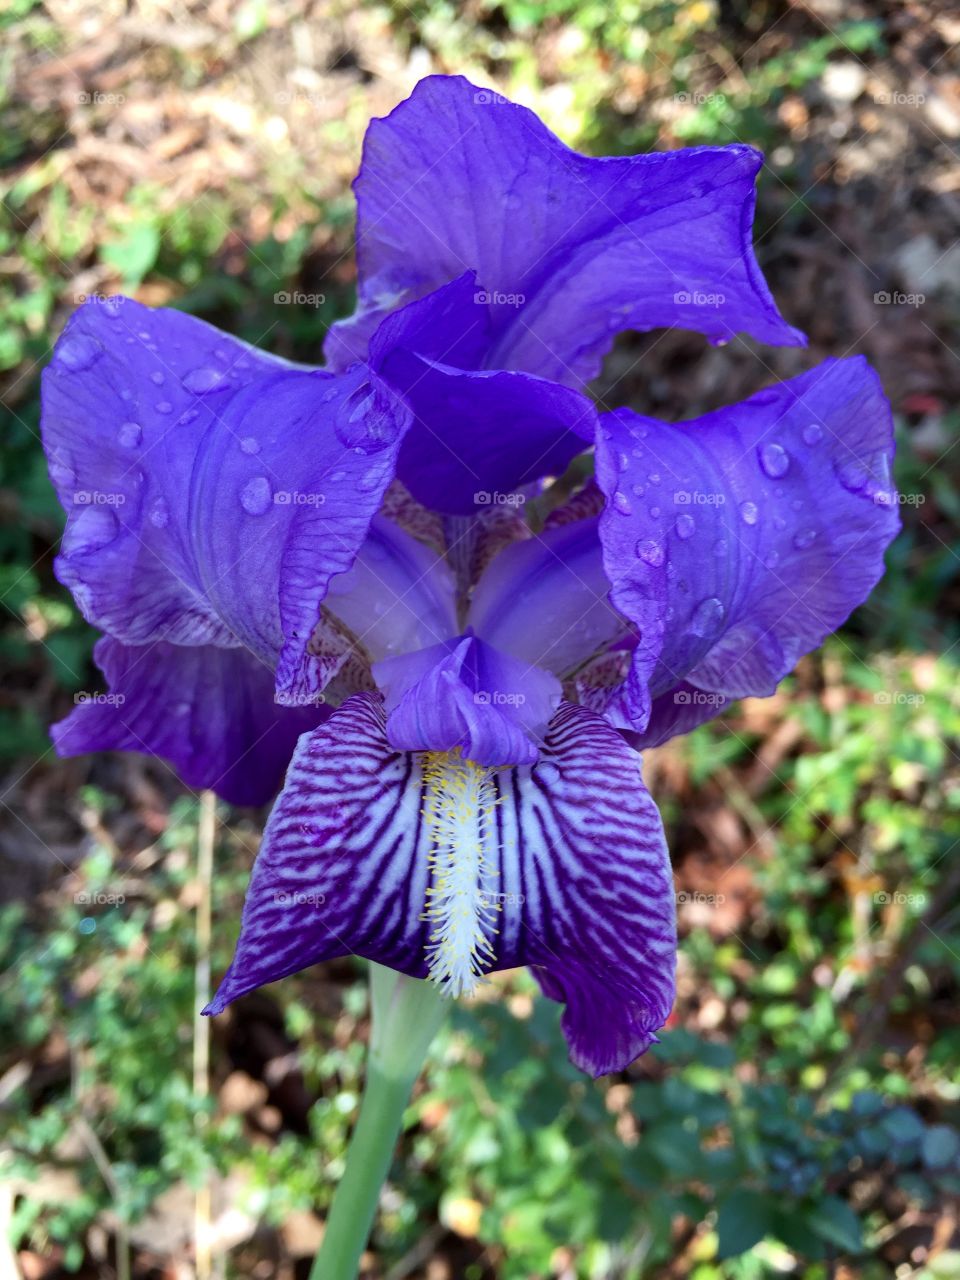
[42,76,899,1076]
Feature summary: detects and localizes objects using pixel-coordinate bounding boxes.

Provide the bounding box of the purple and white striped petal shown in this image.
[207,695,675,1076]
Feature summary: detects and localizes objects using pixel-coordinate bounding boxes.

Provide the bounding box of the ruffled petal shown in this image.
[327,75,803,386]
[42,300,412,694]
[372,634,561,765]
[207,696,675,1076]
[368,275,595,515]
[53,637,325,805]
[42,297,291,647]
[594,356,900,739]
[187,365,410,691]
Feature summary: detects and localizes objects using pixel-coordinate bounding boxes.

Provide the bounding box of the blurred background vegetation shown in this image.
[1,0,959,1277]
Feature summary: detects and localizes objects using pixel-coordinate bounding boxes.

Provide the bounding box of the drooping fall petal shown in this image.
[206,695,675,1076]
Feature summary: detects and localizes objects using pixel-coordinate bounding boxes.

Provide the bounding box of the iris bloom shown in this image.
[43,77,898,1076]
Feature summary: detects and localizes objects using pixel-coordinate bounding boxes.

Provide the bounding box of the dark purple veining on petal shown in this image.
[206,694,676,1076]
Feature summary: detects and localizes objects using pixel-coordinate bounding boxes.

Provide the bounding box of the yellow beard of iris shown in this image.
[421,750,500,997]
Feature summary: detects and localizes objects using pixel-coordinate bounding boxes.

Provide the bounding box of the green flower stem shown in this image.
[309,963,448,1280]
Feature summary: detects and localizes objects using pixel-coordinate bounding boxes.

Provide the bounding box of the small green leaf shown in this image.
[101,222,160,285]
[716,1188,775,1258]
[807,1195,863,1254]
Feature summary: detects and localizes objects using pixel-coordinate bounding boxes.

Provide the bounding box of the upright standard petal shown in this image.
[467,516,627,679]
[323,515,458,664]
[326,75,803,385]
[53,638,325,806]
[207,696,675,1077]
[595,357,900,742]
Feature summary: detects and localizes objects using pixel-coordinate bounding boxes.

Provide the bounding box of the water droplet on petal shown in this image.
[635,537,664,566]
[764,550,780,570]
[613,491,632,516]
[177,408,199,426]
[183,366,227,393]
[155,401,173,415]
[835,460,867,493]
[649,505,661,519]
[631,483,645,497]
[802,423,823,445]
[118,422,142,448]
[48,453,75,489]
[357,465,383,493]
[740,500,759,526]
[759,442,790,478]
[149,497,170,528]
[57,334,103,372]
[793,528,817,549]
[647,472,661,485]
[689,596,725,637]
[675,513,696,540]
[240,476,272,515]
[335,382,401,453]
[150,371,164,385]
[62,506,119,554]
[240,437,260,455]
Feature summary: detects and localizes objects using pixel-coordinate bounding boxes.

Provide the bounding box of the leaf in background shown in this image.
[922,1124,960,1170]
[101,222,161,285]
[806,1195,863,1254]
[716,1187,775,1258]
